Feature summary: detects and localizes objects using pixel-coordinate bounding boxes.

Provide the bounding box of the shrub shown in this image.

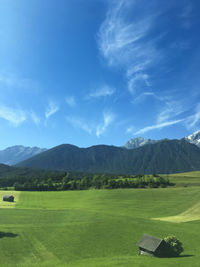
[163,235,184,257]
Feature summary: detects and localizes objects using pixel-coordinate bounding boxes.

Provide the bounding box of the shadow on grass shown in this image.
[178,254,194,258]
[0,232,18,238]
[159,254,194,258]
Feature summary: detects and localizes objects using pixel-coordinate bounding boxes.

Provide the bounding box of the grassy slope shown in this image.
[154,172,200,222]
[155,202,200,223]
[172,171,200,177]
[0,188,200,266]
[164,171,200,186]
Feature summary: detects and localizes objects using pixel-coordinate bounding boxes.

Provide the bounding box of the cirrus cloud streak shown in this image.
[0,105,26,126]
[135,119,184,135]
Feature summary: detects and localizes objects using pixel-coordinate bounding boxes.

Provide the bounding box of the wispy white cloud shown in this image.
[135,119,184,135]
[126,61,151,77]
[30,111,40,125]
[128,73,151,95]
[65,96,76,107]
[45,101,59,119]
[132,92,165,104]
[0,73,38,90]
[66,116,93,134]
[0,105,26,126]
[132,100,186,135]
[98,0,194,102]
[157,101,184,124]
[128,101,199,135]
[98,0,159,96]
[185,103,200,129]
[126,126,135,134]
[88,85,115,98]
[96,112,115,137]
[98,1,153,67]
[66,111,115,137]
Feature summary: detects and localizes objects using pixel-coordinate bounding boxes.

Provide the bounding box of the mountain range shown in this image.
[16,139,200,174]
[0,130,200,174]
[124,130,200,149]
[0,145,47,165]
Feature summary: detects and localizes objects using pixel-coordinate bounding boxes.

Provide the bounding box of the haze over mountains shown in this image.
[0,146,47,165]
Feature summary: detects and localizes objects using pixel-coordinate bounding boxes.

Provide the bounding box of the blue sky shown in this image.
[0,0,200,149]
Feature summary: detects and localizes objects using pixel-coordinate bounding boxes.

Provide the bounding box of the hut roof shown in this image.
[137,234,163,252]
[3,195,14,198]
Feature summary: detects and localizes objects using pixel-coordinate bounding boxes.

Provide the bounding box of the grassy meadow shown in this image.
[0,181,200,266]
[164,171,200,186]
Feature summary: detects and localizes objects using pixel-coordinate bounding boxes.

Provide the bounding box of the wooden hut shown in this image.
[3,195,14,202]
[138,234,167,257]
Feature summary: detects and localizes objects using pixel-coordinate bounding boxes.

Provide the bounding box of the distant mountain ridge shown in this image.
[16,139,200,174]
[124,130,200,149]
[1,129,200,173]
[0,145,47,165]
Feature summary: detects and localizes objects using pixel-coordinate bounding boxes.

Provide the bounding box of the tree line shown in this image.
[10,173,173,191]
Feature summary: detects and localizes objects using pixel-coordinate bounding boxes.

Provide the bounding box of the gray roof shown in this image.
[138,234,163,252]
[3,195,14,198]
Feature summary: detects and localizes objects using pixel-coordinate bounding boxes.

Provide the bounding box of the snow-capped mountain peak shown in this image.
[124,137,158,149]
[125,130,200,150]
[185,130,200,147]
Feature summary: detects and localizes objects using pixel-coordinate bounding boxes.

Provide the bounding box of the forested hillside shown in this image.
[17,139,200,174]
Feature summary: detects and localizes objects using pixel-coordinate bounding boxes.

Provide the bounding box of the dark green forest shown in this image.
[0,164,172,191]
[13,174,172,191]
[16,139,200,174]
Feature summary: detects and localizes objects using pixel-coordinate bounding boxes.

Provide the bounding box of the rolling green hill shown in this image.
[17,139,200,174]
[0,187,200,266]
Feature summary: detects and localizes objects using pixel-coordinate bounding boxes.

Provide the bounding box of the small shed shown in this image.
[138,234,167,257]
[3,195,14,202]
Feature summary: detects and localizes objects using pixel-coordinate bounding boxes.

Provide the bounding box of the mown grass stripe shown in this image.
[153,202,200,223]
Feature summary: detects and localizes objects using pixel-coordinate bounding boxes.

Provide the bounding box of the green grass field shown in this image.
[0,185,200,266]
[164,171,200,186]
